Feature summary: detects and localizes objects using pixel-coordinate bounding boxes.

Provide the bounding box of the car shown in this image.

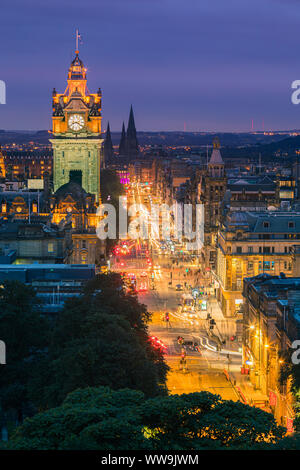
[183,341,201,354]
[150,336,167,352]
[176,284,183,291]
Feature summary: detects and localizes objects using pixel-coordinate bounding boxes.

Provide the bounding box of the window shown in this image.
[248,246,253,253]
[271,261,275,270]
[82,240,87,249]
[288,221,295,228]
[48,243,54,253]
[248,262,253,270]
[236,246,242,254]
[263,221,270,228]
[263,261,270,270]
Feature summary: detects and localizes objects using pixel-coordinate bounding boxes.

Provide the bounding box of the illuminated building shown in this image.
[243,274,300,429]
[50,181,104,265]
[0,191,46,220]
[0,145,6,179]
[47,40,106,265]
[216,211,300,317]
[197,138,227,270]
[0,218,72,265]
[50,48,103,200]
[3,153,52,180]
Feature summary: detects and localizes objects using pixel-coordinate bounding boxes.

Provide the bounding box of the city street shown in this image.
[110,181,246,403]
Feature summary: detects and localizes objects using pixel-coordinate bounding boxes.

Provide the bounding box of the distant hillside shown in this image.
[112,131,288,148]
[0,130,50,145]
[222,134,300,161]
[0,129,291,145]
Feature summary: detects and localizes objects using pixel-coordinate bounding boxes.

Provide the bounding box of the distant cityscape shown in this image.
[1,8,300,454]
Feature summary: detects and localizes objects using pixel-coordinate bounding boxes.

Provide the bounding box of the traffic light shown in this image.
[165,312,170,322]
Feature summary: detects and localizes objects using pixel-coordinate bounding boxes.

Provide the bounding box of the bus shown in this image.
[181,293,194,312]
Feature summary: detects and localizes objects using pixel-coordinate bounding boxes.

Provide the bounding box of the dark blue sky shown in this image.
[1,0,300,132]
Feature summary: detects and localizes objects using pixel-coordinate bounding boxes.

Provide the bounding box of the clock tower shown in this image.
[50,49,103,201]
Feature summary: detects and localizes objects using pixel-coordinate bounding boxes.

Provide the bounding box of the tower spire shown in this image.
[126,105,139,159]
[104,121,114,163]
[119,122,127,156]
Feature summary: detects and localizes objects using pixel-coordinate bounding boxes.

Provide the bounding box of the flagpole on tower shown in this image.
[75,29,82,55]
[75,28,78,54]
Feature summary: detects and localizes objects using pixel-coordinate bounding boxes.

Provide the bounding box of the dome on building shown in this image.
[55,181,88,203]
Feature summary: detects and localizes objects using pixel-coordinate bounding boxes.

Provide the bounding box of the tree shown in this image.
[279,350,300,432]
[138,392,285,450]
[5,387,286,450]
[83,273,151,330]
[100,169,123,205]
[0,281,49,420]
[28,274,168,409]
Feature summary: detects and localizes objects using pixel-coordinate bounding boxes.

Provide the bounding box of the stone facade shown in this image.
[51,52,103,200]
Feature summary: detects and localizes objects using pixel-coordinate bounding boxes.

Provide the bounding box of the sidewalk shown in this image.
[228,370,270,411]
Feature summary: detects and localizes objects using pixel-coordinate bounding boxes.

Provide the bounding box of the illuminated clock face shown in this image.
[68,114,84,131]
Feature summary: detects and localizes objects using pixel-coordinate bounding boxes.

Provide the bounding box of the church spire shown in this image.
[208,137,225,178]
[126,105,139,158]
[209,137,224,165]
[127,105,136,133]
[119,122,127,156]
[104,121,114,163]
